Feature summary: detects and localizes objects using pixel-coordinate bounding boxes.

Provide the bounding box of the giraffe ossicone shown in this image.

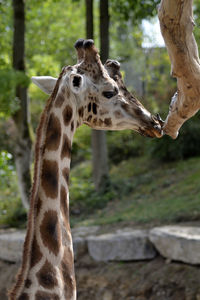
[9,39,163,300]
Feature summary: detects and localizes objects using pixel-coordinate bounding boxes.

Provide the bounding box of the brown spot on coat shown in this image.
[24,278,32,288]
[36,260,58,289]
[61,86,66,94]
[18,293,29,300]
[62,168,70,185]
[134,107,143,116]
[55,93,65,108]
[61,134,71,160]
[35,291,59,300]
[92,103,97,114]
[30,236,42,268]
[41,160,58,199]
[104,118,112,126]
[78,107,84,118]
[60,185,68,219]
[35,197,42,216]
[45,114,61,151]
[114,110,123,119]
[40,210,61,256]
[121,102,129,112]
[71,121,74,131]
[100,108,109,115]
[98,119,103,126]
[87,115,92,122]
[61,248,76,300]
[66,88,71,98]
[63,105,73,126]
[88,102,91,112]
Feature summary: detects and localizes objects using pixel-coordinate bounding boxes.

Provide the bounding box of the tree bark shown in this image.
[158,0,200,139]
[85,0,94,39]
[12,0,32,209]
[100,0,109,64]
[85,0,110,192]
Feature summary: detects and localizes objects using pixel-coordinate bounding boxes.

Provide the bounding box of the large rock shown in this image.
[0,231,25,262]
[149,226,200,265]
[72,226,100,260]
[87,230,156,262]
[73,237,87,260]
[72,226,99,239]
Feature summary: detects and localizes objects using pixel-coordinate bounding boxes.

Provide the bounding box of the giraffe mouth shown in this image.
[138,127,163,138]
[138,123,163,138]
[145,113,164,138]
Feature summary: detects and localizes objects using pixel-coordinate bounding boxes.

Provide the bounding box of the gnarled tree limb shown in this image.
[158,0,200,139]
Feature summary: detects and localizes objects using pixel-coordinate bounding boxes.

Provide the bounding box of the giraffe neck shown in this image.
[10,83,78,300]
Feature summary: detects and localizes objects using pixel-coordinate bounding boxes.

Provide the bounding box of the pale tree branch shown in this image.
[158,0,200,139]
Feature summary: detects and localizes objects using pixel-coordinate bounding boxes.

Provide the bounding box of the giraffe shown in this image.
[9,39,163,300]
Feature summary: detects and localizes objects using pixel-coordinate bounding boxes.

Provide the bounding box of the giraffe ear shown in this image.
[31,76,57,95]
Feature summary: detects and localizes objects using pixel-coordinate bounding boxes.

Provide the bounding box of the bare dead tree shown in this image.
[159,0,200,139]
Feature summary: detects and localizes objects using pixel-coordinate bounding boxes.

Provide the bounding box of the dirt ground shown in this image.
[1,255,200,300]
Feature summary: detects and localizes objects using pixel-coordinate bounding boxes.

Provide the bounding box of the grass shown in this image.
[70,156,200,227]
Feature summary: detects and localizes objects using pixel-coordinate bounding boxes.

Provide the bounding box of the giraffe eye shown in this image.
[102,88,118,99]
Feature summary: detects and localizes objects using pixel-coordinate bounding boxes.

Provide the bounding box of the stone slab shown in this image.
[87,230,157,262]
[149,226,200,265]
[0,231,25,262]
[72,226,99,238]
[73,237,87,260]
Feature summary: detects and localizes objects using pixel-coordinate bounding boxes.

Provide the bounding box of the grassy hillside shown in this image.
[1,152,200,228]
[70,156,200,227]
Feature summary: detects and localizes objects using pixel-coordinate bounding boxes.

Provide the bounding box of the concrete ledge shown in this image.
[87,230,157,262]
[0,231,25,262]
[150,226,200,265]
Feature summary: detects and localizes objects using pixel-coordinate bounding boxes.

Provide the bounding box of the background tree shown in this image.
[12,0,32,210]
[85,0,110,193]
[91,0,110,193]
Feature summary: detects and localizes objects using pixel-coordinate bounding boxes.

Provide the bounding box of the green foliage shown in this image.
[72,125,92,165]
[0,69,30,116]
[70,162,115,217]
[110,0,160,23]
[107,130,145,164]
[0,0,12,68]
[149,113,200,162]
[0,151,26,227]
[0,151,13,182]
[73,156,200,227]
[26,0,85,69]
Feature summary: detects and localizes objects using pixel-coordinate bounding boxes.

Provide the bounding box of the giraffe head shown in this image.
[32,39,163,138]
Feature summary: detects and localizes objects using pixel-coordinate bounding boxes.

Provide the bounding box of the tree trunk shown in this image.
[100,0,109,64]
[85,0,110,192]
[85,0,93,38]
[12,0,32,210]
[159,0,200,139]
